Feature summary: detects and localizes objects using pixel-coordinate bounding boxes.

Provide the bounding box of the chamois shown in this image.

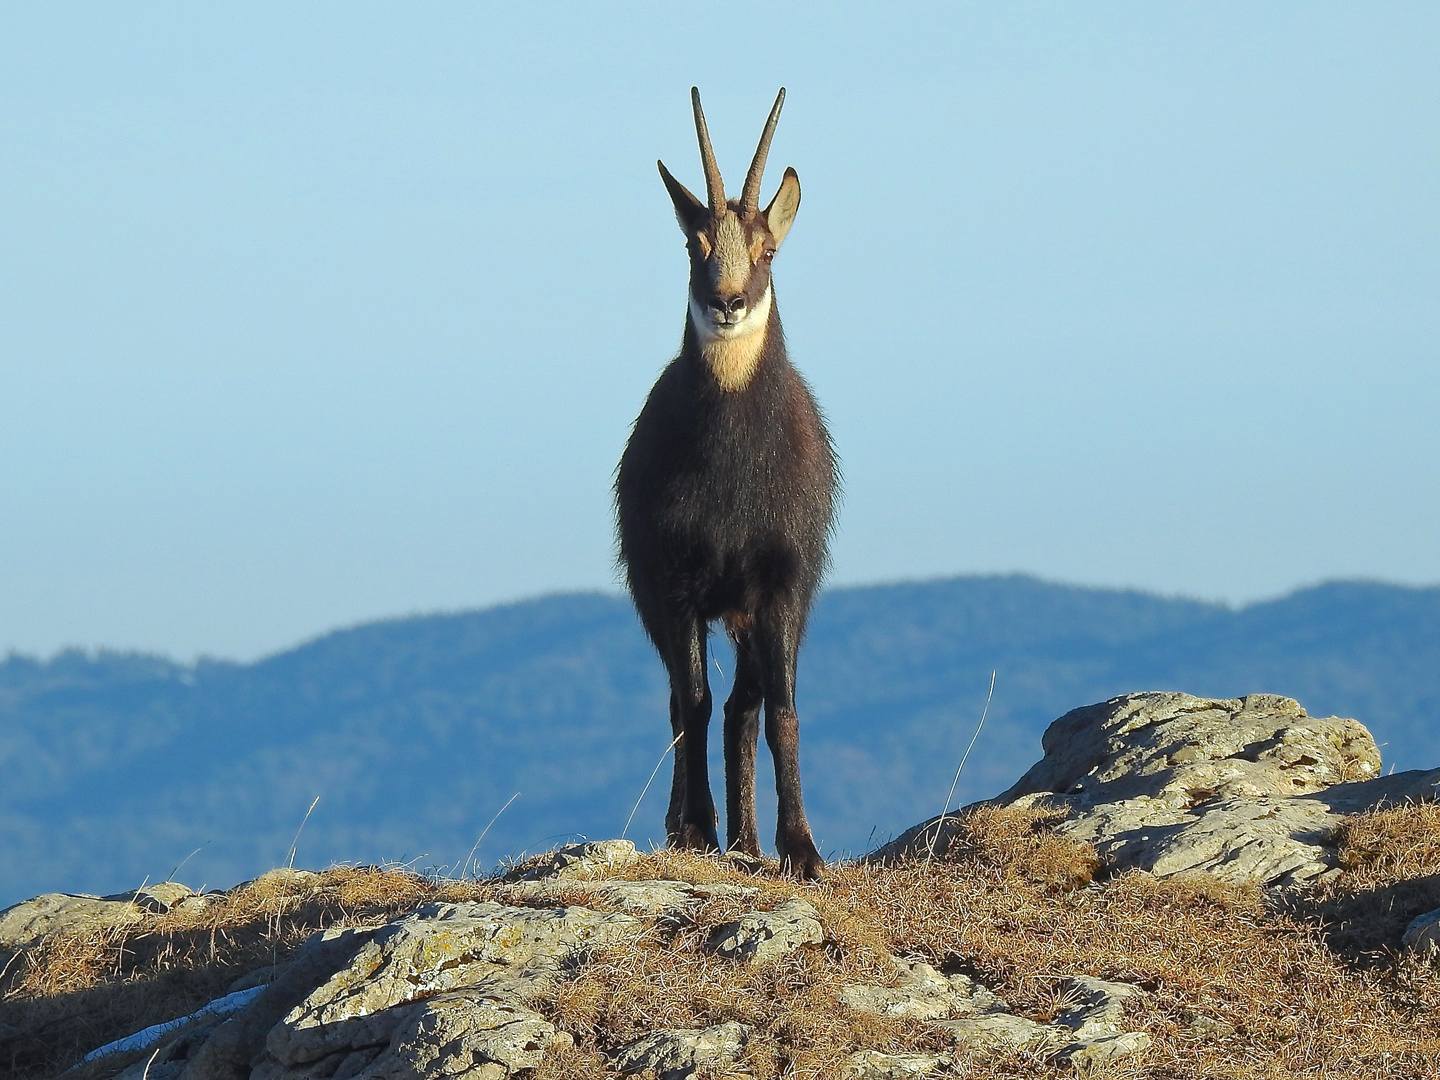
[616,87,836,879]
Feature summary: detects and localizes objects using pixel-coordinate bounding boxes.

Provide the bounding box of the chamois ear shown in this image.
[658,160,707,235]
[764,167,801,249]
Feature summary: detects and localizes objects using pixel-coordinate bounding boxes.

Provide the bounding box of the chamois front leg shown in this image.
[663,685,686,846]
[757,606,823,880]
[662,614,720,852]
[722,629,763,857]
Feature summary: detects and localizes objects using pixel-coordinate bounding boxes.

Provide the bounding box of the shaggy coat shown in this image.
[616,88,836,878]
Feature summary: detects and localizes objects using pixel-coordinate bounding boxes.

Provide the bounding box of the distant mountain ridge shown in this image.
[2,574,1437,908]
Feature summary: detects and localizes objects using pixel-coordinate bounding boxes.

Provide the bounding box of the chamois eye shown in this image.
[763,248,775,262]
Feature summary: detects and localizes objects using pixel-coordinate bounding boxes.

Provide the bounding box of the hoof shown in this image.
[778,834,824,881]
[727,834,763,859]
[674,822,721,853]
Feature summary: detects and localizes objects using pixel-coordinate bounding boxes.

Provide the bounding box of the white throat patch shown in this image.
[689,285,772,392]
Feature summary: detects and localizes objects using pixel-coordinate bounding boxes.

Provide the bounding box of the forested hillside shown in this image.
[3,575,1436,907]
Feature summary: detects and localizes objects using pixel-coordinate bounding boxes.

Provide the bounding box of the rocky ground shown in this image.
[6,692,1440,1079]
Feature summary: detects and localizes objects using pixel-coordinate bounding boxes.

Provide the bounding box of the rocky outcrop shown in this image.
[57,692,1434,1078]
[253,901,641,1079]
[40,838,1151,1080]
[496,874,755,920]
[874,692,1440,887]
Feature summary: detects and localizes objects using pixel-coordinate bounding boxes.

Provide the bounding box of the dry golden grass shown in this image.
[7,805,1440,1079]
[1299,802,1440,964]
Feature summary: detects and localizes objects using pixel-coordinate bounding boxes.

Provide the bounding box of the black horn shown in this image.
[739,88,785,216]
[691,87,727,216]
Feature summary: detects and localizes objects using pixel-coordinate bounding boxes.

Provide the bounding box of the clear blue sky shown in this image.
[2,4,1436,660]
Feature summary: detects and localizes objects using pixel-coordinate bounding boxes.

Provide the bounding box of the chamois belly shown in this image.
[655,443,825,618]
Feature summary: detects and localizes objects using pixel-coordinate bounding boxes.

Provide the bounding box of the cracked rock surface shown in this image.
[610,1021,750,1078]
[257,901,641,1077]
[0,881,211,958]
[839,961,1150,1071]
[875,692,1439,887]
[497,877,755,919]
[501,839,642,882]
[706,897,825,965]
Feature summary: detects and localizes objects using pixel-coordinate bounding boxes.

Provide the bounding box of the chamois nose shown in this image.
[711,295,747,317]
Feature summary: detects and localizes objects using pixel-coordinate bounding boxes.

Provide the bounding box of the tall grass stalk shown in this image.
[462,792,521,880]
[623,733,683,842]
[926,670,996,862]
[286,796,321,870]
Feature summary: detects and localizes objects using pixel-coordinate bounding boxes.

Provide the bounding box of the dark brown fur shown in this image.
[615,90,836,878]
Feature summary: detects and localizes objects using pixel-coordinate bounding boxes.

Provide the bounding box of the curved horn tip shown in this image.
[740,88,788,213]
[688,85,726,214]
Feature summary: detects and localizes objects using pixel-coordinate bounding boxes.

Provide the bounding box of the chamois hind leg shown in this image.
[660,612,719,852]
[723,627,763,857]
[755,604,823,880]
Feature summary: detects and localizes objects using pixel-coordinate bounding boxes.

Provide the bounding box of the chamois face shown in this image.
[656,88,801,354]
[679,189,798,344]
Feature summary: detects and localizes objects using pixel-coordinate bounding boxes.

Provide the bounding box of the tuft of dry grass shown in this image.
[1332,803,1440,886]
[1298,803,1440,965]
[9,804,1440,1079]
[925,804,1102,891]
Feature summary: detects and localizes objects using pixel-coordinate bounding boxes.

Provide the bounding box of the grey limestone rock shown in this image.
[998,692,1379,806]
[496,876,755,919]
[935,1009,1053,1050]
[73,854,1157,1080]
[1402,907,1440,957]
[842,961,1150,1072]
[502,839,641,882]
[110,889,652,1080]
[1051,975,1145,1042]
[264,901,642,1069]
[843,1049,946,1078]
[0,892,145,954]
[873,692,1440,888]
[1055,1030,1153,1073]
[610,1021,749,1079]
[840,960,1002,1020]
[706,896,825,965]
[180,927,378,1080]
[356,992,569,1080]
[106,882,196,913]
[117,1059,189,1080]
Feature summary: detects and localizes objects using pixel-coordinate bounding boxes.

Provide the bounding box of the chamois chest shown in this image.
[616,351,835,604]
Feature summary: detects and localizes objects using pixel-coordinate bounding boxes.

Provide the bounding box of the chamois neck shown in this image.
[685,285,777,393]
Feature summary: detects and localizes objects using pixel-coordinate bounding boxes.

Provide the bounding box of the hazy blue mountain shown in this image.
[2,575,1437,908]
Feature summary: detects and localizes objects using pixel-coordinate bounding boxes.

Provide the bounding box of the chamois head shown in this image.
[658,88,801,350]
